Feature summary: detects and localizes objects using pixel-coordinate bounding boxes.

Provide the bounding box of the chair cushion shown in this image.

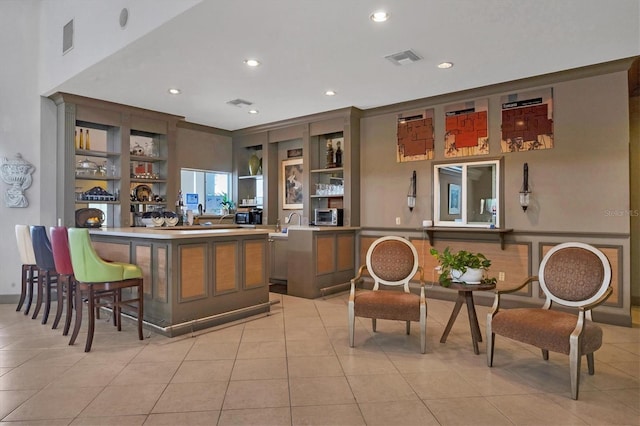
[543,247,605,301]
[369,240,415,282]
[112,262,143,280]
[492,308,603,355]
[354,290,421,322]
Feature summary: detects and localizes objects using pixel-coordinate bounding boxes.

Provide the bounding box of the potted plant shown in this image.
[219,192,234,215]
[430,247,493,287]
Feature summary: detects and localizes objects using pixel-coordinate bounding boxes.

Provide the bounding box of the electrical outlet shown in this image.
[395,217,401,225]
[498,271,505,281]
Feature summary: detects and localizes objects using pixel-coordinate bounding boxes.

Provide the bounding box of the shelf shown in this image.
[239,175,263,180]
[75,149,119,158]
[130,178,167,184]
[130,201,167,206]
[75,175,120,181]
[310,167,344,174]
[76,200,120,205]
[238,204,262,208]
[310,194,343,198]
[130,154,168,163]
[423,227,513,250]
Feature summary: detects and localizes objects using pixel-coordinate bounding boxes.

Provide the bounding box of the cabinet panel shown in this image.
[179,244,207,300]
[316,234,336,275]
[244,240,266,288]
[134,244,153,295]
[337,234,355,272]
[270,237,288,282]
[214,241,238,293]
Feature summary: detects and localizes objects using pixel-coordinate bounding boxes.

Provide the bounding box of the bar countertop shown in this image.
[88,226,270,240]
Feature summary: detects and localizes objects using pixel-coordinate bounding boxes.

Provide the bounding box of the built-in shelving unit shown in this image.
[51,92,180,228]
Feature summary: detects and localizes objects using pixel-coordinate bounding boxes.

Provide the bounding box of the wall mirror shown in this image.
[433,157,503,227]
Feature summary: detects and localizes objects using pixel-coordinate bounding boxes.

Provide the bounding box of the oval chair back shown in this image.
[15,225,36,265]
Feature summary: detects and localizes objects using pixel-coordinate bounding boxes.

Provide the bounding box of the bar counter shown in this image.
[88,226,271,336]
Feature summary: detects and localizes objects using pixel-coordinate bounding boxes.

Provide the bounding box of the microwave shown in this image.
[314,208,343,226]
[235,209,262,225]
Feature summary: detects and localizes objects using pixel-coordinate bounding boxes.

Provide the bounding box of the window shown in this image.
[180,169,231,214]
[433,158,502,227]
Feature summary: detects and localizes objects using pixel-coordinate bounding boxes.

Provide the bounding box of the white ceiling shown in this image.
[52,0,640,131]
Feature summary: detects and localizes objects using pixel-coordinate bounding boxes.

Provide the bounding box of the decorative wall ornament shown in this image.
[397,109,434,162]
[0,153,36,208]
[501,88,554,152]
[444,99,489,157]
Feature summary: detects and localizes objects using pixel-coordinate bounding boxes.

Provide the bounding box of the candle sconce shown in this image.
[408,170,416,211]
[519,163,531,212]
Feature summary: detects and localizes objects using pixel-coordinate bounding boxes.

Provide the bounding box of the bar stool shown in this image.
[15,225,38,314]
[67,228,144,352]
[30,226,60,325]
[49,226,77,335]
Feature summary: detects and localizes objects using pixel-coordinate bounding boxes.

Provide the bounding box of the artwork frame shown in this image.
[448,183,461,215]
[282,158,303,209]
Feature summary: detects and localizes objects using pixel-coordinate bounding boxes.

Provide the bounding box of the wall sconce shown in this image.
[408,170,416,211]
[519,162,530,211]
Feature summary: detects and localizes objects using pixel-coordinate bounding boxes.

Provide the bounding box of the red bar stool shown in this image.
[67,228,144,352]
[15,225,38,314]
[49,226,77,335]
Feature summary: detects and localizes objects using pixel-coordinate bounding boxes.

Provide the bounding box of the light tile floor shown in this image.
[0,294,638,425]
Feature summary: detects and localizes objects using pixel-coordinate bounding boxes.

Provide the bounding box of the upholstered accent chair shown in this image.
[348,236,427,353]
[487,242,612,400]
[67,228,144,352]
[30,226,59,325]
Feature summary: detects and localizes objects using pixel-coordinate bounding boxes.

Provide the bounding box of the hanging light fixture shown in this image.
[408,170,416,211]
[519,163,530,211]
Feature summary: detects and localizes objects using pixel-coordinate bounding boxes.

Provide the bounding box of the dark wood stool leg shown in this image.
[32,270,44,320]
[63,278,74,336]
[115,289,122,331]
[52,276,64,329]
[85,286,96,352]
[137,281,144,340]
[17,265,28,311]
[24,267,36,315]
[41,271,52,325]
[69,283,83,346]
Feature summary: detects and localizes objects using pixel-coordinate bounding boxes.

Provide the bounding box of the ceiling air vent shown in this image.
[62,19,74,54]
[385,49,422,66]
[226,98,253,108]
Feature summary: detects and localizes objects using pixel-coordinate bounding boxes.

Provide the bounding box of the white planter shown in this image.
[450,268,484,284]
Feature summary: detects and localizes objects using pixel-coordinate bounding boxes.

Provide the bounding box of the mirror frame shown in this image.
[432,156,504,228]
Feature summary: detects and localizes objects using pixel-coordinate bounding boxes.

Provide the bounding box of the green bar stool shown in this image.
[67,228,144,352]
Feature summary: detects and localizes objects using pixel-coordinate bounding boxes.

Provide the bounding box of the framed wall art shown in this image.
[282,158,303,209]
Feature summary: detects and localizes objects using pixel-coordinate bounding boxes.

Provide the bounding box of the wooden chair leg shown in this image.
[32,271,43,320]
[115,289,122,331]
[24,268,35,315]
[52,277,64,329]
[16,265,28,311]
[41,272,52,325]
[69,284,83,346]
[137,281,144,340]
[63,279,74,336]
[406,321,410,335]
[372,318,377,332]
[587,353,595,375]
[85,287,96,352]
[542,349,549,360]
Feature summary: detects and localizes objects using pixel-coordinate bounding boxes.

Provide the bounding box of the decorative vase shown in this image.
[249,153,260,176]
[450,268,483,284]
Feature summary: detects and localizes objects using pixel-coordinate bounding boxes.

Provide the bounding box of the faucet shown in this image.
[218,213,234,224]
[285,212,301,226]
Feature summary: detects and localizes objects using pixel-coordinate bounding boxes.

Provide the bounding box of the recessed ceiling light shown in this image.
[248,109,259,114]
[438,62,454,69]
[168,88,181,95]
[325,90,336,96]
[370,11,389,22]
[244,59,261,67]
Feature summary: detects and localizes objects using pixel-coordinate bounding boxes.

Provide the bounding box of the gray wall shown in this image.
[360,68,631,233]
[175,125,233,173]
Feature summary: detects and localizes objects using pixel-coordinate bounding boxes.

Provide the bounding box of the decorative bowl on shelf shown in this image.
[164,216,179,226]
[141,217,164,227]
